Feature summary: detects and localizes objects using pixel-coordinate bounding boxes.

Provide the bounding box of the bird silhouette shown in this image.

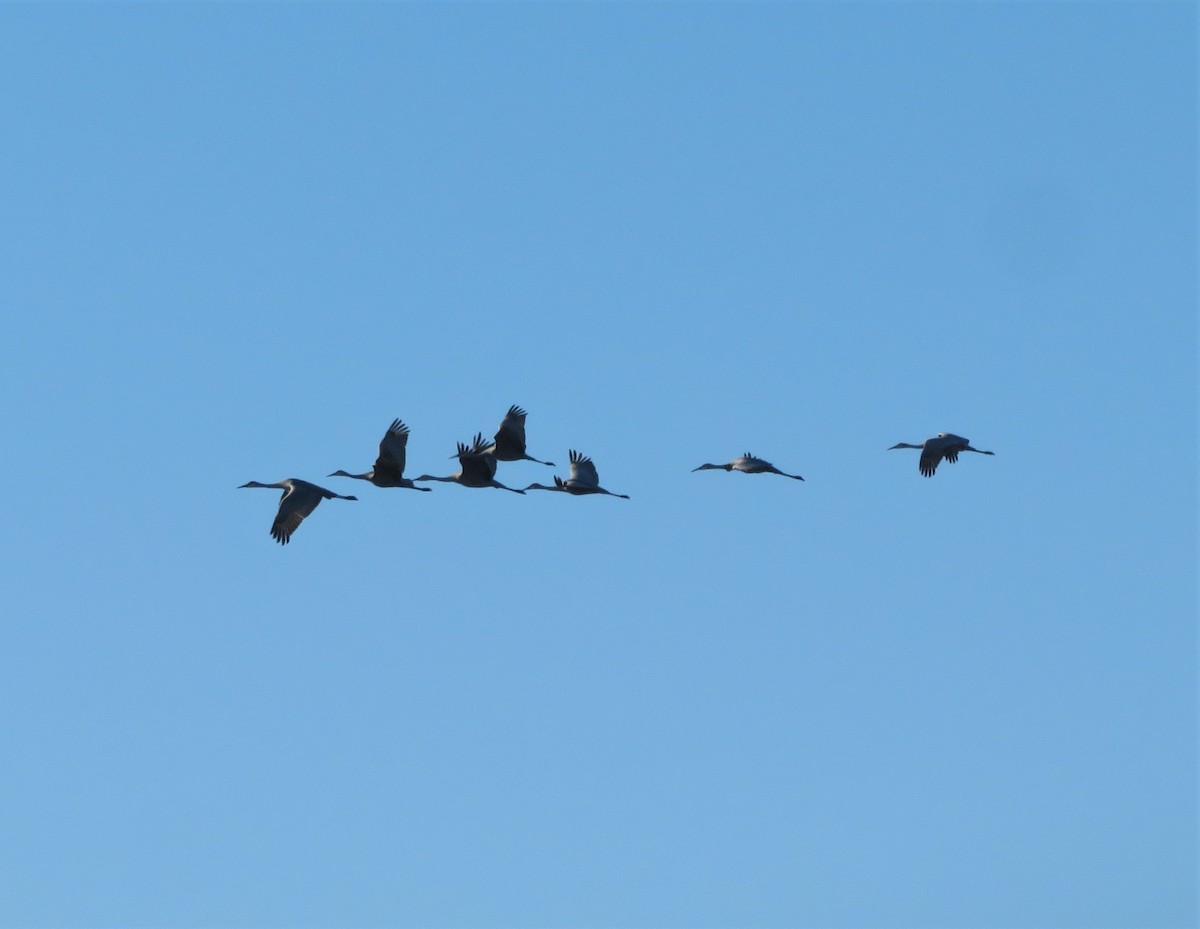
[692,453,804,481]
[238,479,357,545]
[485,404,554,466]
[888,433,995,477]
[415,433,526,493]
[525,449,629,499]
[329,418,431,491]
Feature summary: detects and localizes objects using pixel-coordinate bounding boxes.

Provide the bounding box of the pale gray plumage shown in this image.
[692,453,804,481]
[525,449,629,499]
[238,478,357,545]
[329,418,431,491]
[415,433,526,493]
[888,432,995,477]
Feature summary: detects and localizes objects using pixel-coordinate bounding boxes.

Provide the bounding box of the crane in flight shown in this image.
[238,478,357,545]
[692,453,804,481]
[415,433,526,493]
[485,405,554,466]
[329,418,431,491]
[525,450,629,499]
[888,433,995,477]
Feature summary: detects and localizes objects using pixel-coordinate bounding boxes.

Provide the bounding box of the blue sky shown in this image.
[1,3,1195,927]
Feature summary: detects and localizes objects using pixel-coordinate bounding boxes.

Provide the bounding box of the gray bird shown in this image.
[238,478,357,545]
[692,453,804,481]
[329,418,431,491]
[415,433,526,494]
[525,450,629,499]
[888,433,995,477]
[486,405,554,466]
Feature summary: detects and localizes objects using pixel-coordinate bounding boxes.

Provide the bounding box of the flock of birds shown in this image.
[239,404,996,545]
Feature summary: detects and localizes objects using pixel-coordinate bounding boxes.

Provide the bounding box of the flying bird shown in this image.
[329,418,431,491]
[238,478,357,545]
[415,433,526,493]
[888,433,995,477]
[486,404,554,466]
[525,449,629,499]
[692,453,805,481]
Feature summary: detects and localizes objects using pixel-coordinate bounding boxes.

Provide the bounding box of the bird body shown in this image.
[486,404,554,466]
[692,453,804,481]
[415,433,526,493]
[526,449,629,499]
[238,479,357,545]
[888,433,995,477]
[330,418,431,490]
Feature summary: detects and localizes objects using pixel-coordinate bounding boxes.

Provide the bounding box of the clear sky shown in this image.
[1,3,1195,928]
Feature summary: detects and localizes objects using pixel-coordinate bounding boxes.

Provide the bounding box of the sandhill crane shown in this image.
[485,405,554,466]
[238,479,357,545]
[692,453,805,481]
[415,433,526,494]
[525,449,630,499]
[329,418,431,491]
[888,433,995,477]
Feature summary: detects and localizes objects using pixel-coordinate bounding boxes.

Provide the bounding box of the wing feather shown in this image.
[567,449,600,489]
[271,484,321,544]
[492,405,529,458]
[374,419,410,482]
[918,445,941,477]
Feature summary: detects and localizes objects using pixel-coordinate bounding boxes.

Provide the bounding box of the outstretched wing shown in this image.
[492,404,528,458]
[566,449,600,489]
[271,484,321,545]
[374,419,411,482]
[459,432,498,482]
[918,444,942,478]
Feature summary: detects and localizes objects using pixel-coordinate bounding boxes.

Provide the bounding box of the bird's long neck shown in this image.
[414,474,454,483]
[331,470,371,481]
[524,482,560,492]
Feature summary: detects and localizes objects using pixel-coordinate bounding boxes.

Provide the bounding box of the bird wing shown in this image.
[567,449,600,489]
[918,444,942,477]
[458,433,498,481]
[271,484,321,544]
[374,419,410,481]
[735,455,774,473]
[936,434,968,467]
[492,405,528,457]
